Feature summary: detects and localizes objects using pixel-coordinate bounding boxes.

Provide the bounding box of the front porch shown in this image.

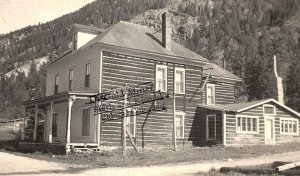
[22,91,99,153]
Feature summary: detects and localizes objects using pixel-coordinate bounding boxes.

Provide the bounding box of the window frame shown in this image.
[280,117,299,135]
[85,63,90,88]
[69,69,73,91]
[126,109,136,138]
[206,83,215,105]
[155,65,168,92]
[263,104,276,115]
[206,114,216,140]
[174,67,185,94]
[236,115,259,134]
[82,108,90,136]
[54,74,59,95]
[175,111,185,139]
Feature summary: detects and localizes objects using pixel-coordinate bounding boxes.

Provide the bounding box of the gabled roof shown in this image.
[82,21,210,64]
[73,23,105,34]
[198,99,300,117]
[203,63,242,81]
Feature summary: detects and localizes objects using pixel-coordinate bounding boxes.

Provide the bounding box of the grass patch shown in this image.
[9,143,300,168]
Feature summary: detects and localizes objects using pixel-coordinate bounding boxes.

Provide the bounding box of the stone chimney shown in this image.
[274,55,284,104]
[162,12,171,50]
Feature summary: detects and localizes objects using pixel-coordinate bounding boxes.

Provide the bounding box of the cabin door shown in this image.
[265,116,275,145]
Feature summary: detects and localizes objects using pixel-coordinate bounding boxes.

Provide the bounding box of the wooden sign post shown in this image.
[122,85,128,156]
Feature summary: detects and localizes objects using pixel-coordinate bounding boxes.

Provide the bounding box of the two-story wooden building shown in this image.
[22,13,300,153]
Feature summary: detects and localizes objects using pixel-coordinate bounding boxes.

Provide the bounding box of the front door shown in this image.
[265,117,275,145]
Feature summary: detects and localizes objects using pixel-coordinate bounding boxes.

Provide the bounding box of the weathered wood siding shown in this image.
[100,51,203,148]
[225,102,300,146]
[46,46,101,96]
[201,83,235,104]
[188,107,223,146]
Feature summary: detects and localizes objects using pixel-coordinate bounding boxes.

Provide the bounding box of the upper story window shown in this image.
[126,109,136,138]
[69,69,73,91]
[263,105,276,115]
[175,111,185,139]
[54,75,59,95]
[206,114,216,140]
[280,118,298,135]
[175,68,185,94]
[73,32,78,50]
[206,83,215,105]
[156,65,167,92]
[236,116,258,133]
[82,108,90,136]
[85,63,90,87]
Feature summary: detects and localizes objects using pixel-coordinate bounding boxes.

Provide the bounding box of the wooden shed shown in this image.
[197,99,300,146]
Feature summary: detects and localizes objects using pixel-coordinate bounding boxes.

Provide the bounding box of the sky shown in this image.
[0,0,95,34]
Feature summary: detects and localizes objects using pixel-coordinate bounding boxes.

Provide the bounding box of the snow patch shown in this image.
[4,56,49,78]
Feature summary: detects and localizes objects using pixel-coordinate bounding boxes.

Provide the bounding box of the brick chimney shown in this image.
[162,12,171,50]
[274,55,284,104]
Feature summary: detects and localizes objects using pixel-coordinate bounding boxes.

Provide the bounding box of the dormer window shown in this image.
[73,32,78,50]
[206,83,215,105]
[85,63,90,87]
[54,75,59,95]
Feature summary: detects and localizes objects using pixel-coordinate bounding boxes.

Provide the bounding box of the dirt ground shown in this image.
[1,151,300,176]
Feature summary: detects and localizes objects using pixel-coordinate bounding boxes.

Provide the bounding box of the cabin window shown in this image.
[52,113,58,137]
[206,83,215,105]
[126,109,136,138]
[54,75,59,95]
[69,69,73,91]
[175,68,185,94]
[263,105,276,115]
[156,65,167,92]
[206,115,216,140]
[280,118,298,135]
[82,108,90,136]
[73,32,77,50]
[85,63,90,87]
[236,116,258,133]
[175,111,185,139]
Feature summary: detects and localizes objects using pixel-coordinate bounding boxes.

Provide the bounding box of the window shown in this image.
[73,32,77,50]
[280,118,298,135]
[206,115,216,140]
[175,112,185,139]
[52,113,58,137]
[206,83,215,105]
[263,105,276,115]
[175,68,185,94]
[69,69,73,91]
[54,75,59,94]
[82,108,90,136]
[85,63,90,87]
[156,65,167,92]
[126,109,136,137]
[236,116,258,133]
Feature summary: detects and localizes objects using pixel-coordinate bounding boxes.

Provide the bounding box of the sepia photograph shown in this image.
[0,0,300,175]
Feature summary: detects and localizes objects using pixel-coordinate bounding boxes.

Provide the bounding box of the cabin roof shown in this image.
[198,99,300,117]
[73,23,105,34]
[203,63,242,81]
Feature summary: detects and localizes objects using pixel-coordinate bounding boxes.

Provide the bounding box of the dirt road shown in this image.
[1,151,300,176]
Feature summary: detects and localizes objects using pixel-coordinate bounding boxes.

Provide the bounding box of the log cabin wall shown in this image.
[187,107,223,146]
[100,51,203,148]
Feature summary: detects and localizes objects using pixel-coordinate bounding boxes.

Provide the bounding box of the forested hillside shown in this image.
[0,0,299,120]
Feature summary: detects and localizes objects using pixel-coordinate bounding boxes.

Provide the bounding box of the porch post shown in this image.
[97,101,101,147]
[48,101,53,143]
[33,105,38,141]
[22,107,26,141]
[66,96,74,145]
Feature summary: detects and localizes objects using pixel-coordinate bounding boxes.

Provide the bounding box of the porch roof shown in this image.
[22,91,97,107]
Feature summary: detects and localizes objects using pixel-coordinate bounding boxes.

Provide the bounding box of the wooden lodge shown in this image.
[21,13,300,153]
